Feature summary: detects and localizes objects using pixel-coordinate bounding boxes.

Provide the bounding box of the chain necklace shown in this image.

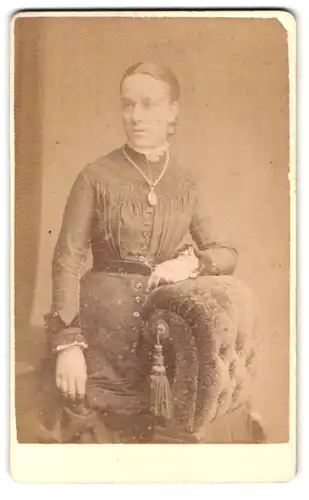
[122,145,170,206]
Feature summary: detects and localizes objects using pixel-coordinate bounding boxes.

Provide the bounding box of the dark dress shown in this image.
[45,144,237,442]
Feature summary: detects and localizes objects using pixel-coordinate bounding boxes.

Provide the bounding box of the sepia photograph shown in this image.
[12,9,296,482]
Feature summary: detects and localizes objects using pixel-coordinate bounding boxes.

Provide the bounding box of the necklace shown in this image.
[122,146,170,206]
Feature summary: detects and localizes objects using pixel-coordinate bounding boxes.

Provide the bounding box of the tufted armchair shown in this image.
[15,274,265,444]
[139,274,265,444]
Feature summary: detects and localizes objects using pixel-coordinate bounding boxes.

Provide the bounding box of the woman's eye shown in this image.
[122,101,133,109]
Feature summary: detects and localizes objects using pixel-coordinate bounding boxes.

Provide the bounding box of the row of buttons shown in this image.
[138,205,154,263]
[144,208,153,226]
[133,280,144,318]
[133,206,154,318]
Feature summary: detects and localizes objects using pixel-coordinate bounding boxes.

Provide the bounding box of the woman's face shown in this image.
[121,73,178,149]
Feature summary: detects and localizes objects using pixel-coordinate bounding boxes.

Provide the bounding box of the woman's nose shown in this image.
[130,104,143,123]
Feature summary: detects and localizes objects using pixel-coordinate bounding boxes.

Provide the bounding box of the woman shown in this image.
[43,62,237,443]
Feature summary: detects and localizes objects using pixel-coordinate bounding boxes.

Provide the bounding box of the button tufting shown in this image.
[235,337,244,354]
[229,360,236,378]
[135,282,142,289]
[245,351,254,366]
[204,375,214,388]
[219,343,229,359]
[232,384,242,401]
[133,311,140,318]
[217,390,227,405]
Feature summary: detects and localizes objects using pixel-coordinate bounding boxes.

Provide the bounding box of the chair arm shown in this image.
[141,275,259,435]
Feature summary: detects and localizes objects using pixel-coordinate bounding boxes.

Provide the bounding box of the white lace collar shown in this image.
[126,141,169,163]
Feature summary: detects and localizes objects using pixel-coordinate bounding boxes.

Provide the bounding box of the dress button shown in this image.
[140,245,147,251]
[135,296,142,303]
[143,231,149,238]
[133,311,140,318]
[135,282,142,289]
[131,342,138,353]
[146,207,153,214]
[139,255,146,262]
[144,220,151,226]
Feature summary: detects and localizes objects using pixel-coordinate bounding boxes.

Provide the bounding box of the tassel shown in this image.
[149,327,172,420]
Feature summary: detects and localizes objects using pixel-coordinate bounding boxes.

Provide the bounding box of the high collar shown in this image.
[125,142,169,163]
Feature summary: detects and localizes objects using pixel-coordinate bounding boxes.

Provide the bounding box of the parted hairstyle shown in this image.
[120,62,181,102]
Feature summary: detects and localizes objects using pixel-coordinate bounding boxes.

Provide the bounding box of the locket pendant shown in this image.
[148,190,158,206]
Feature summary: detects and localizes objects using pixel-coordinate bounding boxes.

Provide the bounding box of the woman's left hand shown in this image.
[147,255,199,291]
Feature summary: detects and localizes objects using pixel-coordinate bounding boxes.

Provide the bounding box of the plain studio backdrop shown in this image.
[14,15,290,442]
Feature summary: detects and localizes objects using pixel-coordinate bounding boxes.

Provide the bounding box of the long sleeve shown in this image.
[189,180,238,275]
[46,168,95,350]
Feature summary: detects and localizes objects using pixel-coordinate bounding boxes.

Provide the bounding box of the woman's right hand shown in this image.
[147,253,199,291]
[55,345,87,400]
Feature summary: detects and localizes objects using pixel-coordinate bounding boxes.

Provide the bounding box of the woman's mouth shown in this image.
[131,128,147,134]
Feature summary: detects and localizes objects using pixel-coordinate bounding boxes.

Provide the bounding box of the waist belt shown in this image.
[92,259,153,277]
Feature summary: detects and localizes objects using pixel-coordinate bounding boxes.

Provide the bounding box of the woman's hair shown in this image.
[120,62,180,102]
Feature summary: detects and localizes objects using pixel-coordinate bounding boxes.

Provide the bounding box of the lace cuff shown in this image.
[44,312,88,353]
[173,244,196,259]
[194,246,238,276]
[55,340,88,353]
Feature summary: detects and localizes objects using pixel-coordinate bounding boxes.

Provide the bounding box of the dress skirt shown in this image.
[38,268,155,443]
[80,269,151,416]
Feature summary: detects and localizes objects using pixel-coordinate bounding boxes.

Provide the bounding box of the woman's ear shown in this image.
[168,101,179,123]
[167,101,179,135]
